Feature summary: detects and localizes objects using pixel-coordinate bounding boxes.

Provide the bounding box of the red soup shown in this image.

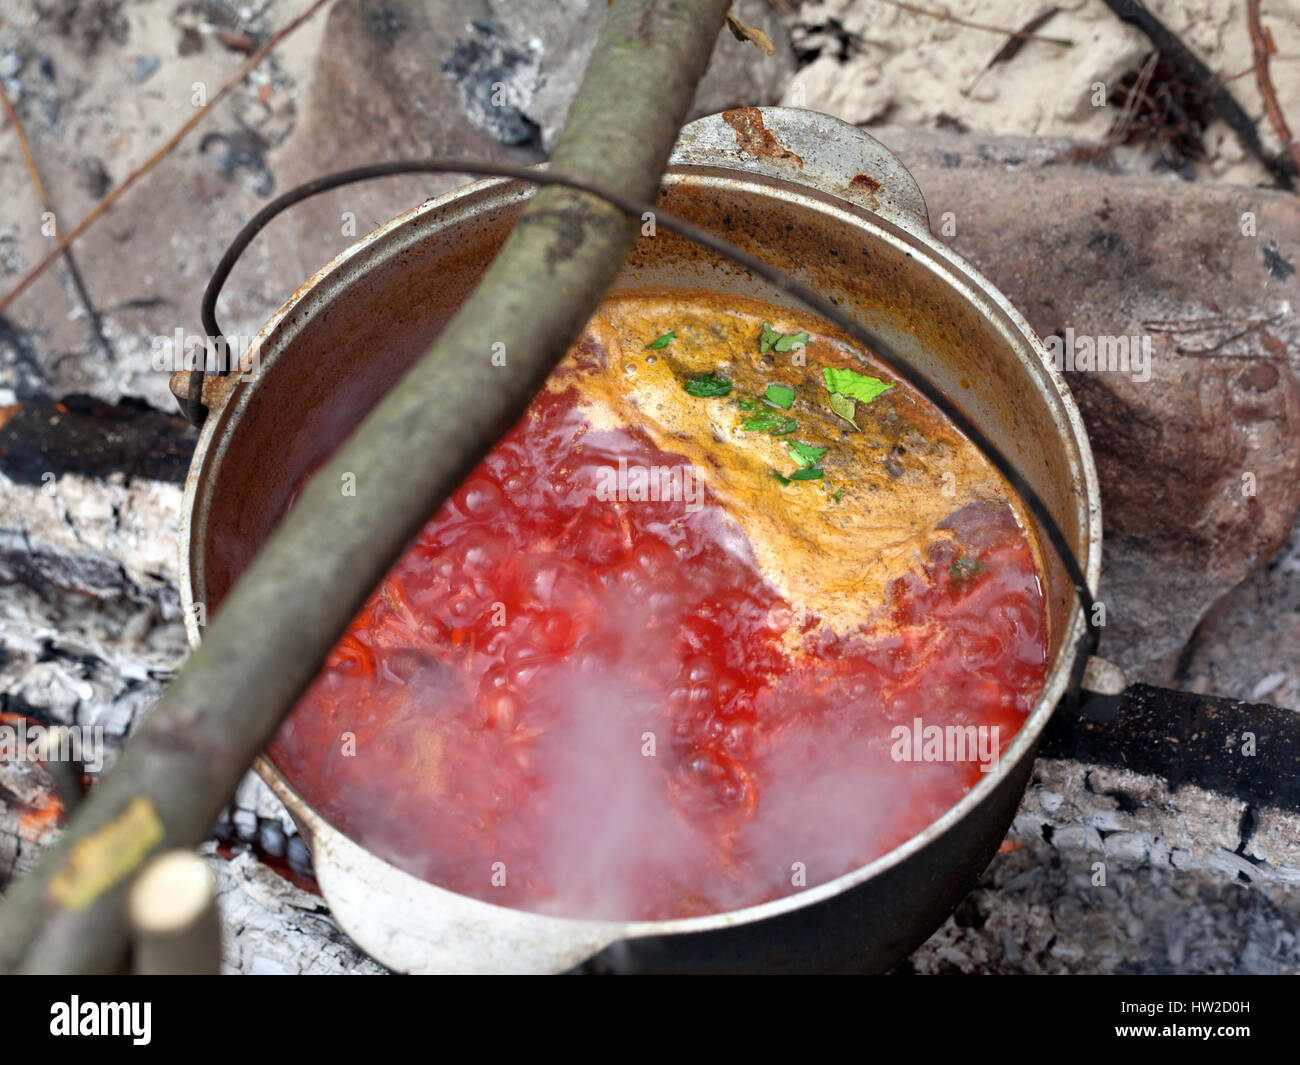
[270,290,1049,921]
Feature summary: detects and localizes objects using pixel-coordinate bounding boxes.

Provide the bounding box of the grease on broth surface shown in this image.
[557,290,1040,639]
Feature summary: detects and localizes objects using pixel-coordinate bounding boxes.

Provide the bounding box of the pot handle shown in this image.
[670,107,932,239]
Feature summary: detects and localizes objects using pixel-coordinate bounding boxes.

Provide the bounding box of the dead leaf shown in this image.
[726,12,775,56]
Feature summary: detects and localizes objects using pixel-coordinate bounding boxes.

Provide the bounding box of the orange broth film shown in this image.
[270,290,1049,921]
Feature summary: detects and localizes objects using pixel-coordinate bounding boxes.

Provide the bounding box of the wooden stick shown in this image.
[0,0,333,317]
[0,0,733,974]
[1247,0,1300,180]
[128,851,221,975]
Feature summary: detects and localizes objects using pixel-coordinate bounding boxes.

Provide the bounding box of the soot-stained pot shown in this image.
[176,108,1102,973]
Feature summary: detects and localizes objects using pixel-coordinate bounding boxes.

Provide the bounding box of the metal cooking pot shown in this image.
[175,107,1102,973]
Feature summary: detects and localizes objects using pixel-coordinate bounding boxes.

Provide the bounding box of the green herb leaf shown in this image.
[786,441,827,469]
[949,555,987,584]
[741,411,798,435]
[823,367,894,404]
[773,467,823,484]
[831,489,844,502]
[827,391,858,429]
[759,323,810,355]
[647,331,675,350]
[683,372,732,398]
[737,397,762,411]
[764,383,796,409]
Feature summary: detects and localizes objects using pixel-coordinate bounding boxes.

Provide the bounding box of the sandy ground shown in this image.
[791,0,1300,187]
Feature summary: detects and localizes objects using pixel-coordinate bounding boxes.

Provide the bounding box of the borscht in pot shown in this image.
[269,289,1049,922]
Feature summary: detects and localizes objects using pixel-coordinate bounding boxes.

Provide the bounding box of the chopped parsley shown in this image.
[647,331,675,350]
[949,555,987,584]
[786,441,827,469]
[773,466,824,484]
[683,372,732,397]
[823,368,892,429]
[827,391,859,429]
[737,397,763,411]
[764,383,796,409]
[831,489,844,502]
[823,367,894,404]
[741,411,797,435]
[759,323,810,355]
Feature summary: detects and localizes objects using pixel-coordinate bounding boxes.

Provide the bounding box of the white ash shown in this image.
[0,471,184,612]
[907,838,1300,975]
[1017,760,1300,885]
[203,845,385,976]
[0,476,305,893]
[904,759,1300,973]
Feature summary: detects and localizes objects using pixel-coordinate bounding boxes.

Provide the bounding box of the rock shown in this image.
[868,124,1300,684]
[268,0,793,319]
[0,2,302,411]
[257,0,532,310]
[1180,516,1300,707]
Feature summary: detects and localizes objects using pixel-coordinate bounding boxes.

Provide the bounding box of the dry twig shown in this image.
[1106,49,1159,142]
[875,0,1073,47]
[1247,0,1300,179]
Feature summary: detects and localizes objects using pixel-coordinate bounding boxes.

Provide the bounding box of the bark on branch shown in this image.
[0,0,734,973]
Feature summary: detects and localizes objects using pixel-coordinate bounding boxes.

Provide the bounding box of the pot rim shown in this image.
[177,121,1102,957]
